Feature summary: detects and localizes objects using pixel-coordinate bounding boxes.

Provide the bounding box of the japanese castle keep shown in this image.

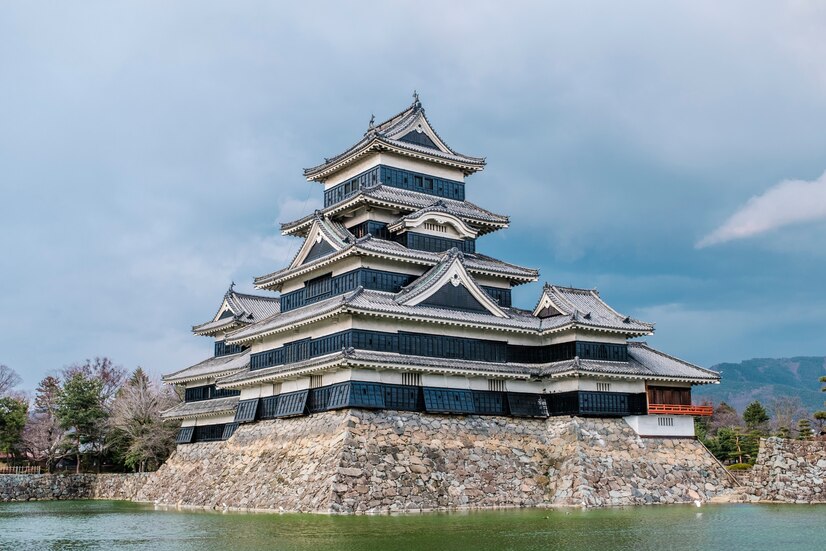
[149,95,734,512]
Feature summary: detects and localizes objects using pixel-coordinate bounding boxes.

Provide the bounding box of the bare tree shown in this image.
[771,396,807,437]
[109,368,179,472]
[0,365,21,397]
[62,357,126,405]
[707,402,742,436]
[22,376,66,472]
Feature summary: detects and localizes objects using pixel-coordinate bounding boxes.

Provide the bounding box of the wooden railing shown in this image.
[0,465,41,475]
[648,403,713,416]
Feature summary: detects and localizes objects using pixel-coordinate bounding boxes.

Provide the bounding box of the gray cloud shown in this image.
[2,2,826,388]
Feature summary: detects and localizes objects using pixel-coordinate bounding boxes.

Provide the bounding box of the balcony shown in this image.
[648,403,713,416]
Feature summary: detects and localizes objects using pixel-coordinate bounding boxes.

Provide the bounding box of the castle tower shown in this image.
[162,95,719,444]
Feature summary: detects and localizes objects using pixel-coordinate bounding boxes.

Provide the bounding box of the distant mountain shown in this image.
[692,356,826,413]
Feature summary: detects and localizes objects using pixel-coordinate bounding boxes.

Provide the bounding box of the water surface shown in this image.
[1,500,824,551]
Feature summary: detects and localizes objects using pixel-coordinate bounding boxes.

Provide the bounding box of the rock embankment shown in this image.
[737,438,826,503]
[136,410,735,512]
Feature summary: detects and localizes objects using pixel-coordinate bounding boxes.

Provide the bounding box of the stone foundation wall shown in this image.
[93,473,152,500]
[135,409,353,511]
[742,438,826,503]
[135,410,736,512]
[0,473,152,503]
[0,474,95,502]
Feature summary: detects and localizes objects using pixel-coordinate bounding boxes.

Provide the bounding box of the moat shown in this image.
[1,500,824,551]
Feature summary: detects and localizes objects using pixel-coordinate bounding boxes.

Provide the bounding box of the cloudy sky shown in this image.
[2,2,826,390]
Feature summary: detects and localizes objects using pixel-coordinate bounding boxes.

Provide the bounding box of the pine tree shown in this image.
[56,372,106,473]
[797,418,814,440]
[0,397,28,460]
[743,401,770,433]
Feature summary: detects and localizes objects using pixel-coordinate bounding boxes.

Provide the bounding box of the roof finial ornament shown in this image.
[368,114,375,130]
[413,90,421,107]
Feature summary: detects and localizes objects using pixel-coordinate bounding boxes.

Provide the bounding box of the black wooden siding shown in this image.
[176,386,652,444]
[214,340,245,357]
[249,329,628,372]
[184,384,240,402]
[323,165,465,207]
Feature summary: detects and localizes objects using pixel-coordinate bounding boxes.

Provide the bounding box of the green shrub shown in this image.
[727,463,752,471]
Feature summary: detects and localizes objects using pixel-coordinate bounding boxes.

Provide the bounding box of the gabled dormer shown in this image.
[387,200,479,240]
[532,283,654,336]
[192,284,281,355]
[303,93,486,183]
[289,212,354,269]
[396,248,508,318]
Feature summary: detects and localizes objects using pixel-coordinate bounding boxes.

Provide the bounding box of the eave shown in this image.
[280,190,509,238]
[304,138,485,182]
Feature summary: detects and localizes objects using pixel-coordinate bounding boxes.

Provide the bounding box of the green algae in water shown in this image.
[1,501,825,551]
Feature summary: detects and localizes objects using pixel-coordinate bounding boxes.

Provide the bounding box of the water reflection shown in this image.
[1,501,824,551]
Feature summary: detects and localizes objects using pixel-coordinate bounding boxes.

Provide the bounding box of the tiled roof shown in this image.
[280,185,509,236]
[253,235,537,290]
[227,285,649,346]
[394,248,462,304]
[193,285,281,336]
[626,342,721,380]
[161,396,239,420]
[303,97,485,180]
[533,284,654,334]
[217,342,719,388]
[225,289,362,343]
[538,343,719,382]
[162,351,250,384]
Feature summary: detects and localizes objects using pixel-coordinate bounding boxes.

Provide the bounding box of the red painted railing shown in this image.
[648,403,713,416]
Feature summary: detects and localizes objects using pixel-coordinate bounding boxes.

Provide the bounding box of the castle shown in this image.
[162,94,718,449]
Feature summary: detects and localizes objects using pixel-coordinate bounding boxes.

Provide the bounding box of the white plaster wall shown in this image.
[624,415,695,437]
[180,419,196,428]
[321,152,467,189]
[184,379,215,389]
[349,368,382,382]
[379,153,466,182]
[578,379,645,393]
[281,378,310,393]
[323,368,353,385]
[240,387,262,400]
[467,377,491,391]
[342,208,399,227]
[421,374,471,389]
[378,371,404,384]
[543,378,580,393]
[323,156,381,188]
[505,380,545,393]
[194,414,236,426]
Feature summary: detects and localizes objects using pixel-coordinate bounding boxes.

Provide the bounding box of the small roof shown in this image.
[304,94,486,181]
[253,234,538,290]
[386,200,479,238]
[161,396,240,420]
[539,343,720,383]
[532,283,654,333]
[192,285,281,336]
[162,350,250,384]
[216,342,719,389]
[280,185,509,237]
